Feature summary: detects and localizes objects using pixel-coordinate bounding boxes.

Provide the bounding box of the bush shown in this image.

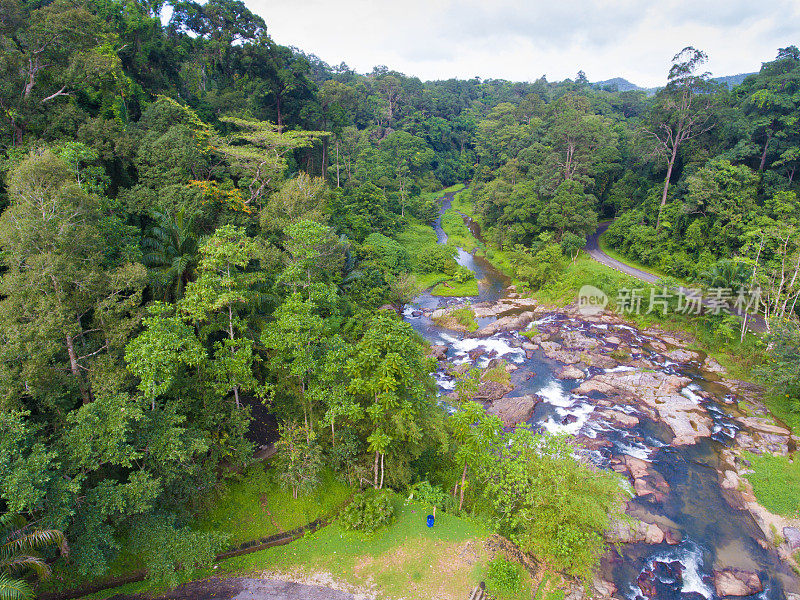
[340,490,395,533]
[453,264,475,283]
[416,244,457,275]
[485,558,522,594]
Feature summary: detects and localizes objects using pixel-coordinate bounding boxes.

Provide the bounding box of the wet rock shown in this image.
[720,470,740,490]
[590,576,616,599]
[561,414,578,425]
[574,370,712,445]
[664,528,682,545]
[650,340,668,352]
[525,349,535,359]
[736,416,790,436]
[703,356,726,374]
[597,409,639,427]
[562,330,601,350]
[665,348,700,363]
[468,348,485,361]
[556,365,585,380]
[604,335,622,345]
[487,394,541,427]
[473,312,537,337]
[474,380,513,402]
[783,527,800,550]
[713,568,763,597]
[605,518,665,544]
[411,310,422,317]
[428,344,448,360]
[582,353,618,369]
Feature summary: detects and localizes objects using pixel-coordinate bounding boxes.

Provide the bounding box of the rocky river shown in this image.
[402,191,800,600]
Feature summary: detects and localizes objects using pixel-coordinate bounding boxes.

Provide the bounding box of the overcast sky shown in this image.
[244,0,800,86]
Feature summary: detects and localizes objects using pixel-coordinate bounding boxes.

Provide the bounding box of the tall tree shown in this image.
[645,47,717,230]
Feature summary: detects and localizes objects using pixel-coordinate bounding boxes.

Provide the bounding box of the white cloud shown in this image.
[249,0,800,86]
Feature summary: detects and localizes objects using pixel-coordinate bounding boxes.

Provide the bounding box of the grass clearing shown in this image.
[441,209,479,252]
[195,464,352,545]
[432,278,480,297]
[743,452,800,518]
[213,495,520,600]
[433,307,479,332]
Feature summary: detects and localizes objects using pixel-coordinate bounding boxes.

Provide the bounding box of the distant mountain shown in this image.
[591,72,757,94]
[591,77,642,92]
[711,73,756,89]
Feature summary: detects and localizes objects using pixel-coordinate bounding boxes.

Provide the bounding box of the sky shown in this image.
[242,0,800,87]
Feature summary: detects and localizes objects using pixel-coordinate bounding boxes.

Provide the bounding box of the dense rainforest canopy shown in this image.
[1,0,800,594]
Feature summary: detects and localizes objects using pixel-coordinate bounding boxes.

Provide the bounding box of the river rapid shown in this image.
[401,191,800,600]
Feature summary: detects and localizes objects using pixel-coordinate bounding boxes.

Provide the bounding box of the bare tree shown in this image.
[644,47,717,230]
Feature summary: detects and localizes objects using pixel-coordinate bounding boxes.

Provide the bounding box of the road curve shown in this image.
[585,221,660,284]
[584,221,766,332]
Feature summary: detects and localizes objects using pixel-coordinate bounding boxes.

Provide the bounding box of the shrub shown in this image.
[340,490,395,533]
[453,264,475,284]
[485,558,522,594]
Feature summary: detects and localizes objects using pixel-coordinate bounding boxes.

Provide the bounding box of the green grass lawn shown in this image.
[413,271,451,289]
[744,452,800,517]
[195,464,352,545]
[432,279,479,297]
[432,307,479,332]
[214,494,536,600]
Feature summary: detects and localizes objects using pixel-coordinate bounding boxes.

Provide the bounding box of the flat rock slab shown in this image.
[109,577,368,600]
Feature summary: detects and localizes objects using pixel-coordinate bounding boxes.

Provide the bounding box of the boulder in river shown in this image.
[428,344,448,360]
[473,311,536,337]
[556,365,585,380]
[474,380,513,402]
[712,568,763,597]
[487,394,541,427]
[665,348,700,363]
[605,518,665,544]
[575,370,712,445]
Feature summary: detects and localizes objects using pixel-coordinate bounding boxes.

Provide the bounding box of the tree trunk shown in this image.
[759,132,772,171]
[373,450,379,488]
[276,95,283,132]
[335,140,340,188]
[458,461,468,511]
[656,143,679,230]
[66,333,90,405]
[228,305,240,409]
[379,452,385,489]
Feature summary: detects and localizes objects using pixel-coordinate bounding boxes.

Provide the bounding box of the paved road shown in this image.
[108,577,368,600]
[585,221,660,284]
[584,221,766,332]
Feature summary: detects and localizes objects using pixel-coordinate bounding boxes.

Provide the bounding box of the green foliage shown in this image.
[0,513,66,600]
[129,515,226,590]
[339,490,395,533]
[431,278,480,297]
[483,430,626,583]
[275,423,324,499]
[485,558,522,595]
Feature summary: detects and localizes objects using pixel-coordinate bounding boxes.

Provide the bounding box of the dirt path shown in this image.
[584,221,766,332]
[108,577,368,600]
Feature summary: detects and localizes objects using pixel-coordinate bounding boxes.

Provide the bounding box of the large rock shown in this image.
[597,409,639,427]
[561,330,601,350]
[487,394,541,427]
[474,380,513,402]
[736,416,791,436]
[703,356,727,374]
[556,365,585,380]
[784,527,800,551]
[428,344,448,361]
[540,341,583,364]
[665,348,700,363]
[575,370,712,445]
[713,568,763,597]
[473,312,537,337]
[605,518,665,544]
[582,353,619,369]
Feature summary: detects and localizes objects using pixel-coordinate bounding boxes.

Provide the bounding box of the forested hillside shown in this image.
[1,0,800,596]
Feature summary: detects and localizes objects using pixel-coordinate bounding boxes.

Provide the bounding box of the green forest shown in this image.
[2,0,800,598]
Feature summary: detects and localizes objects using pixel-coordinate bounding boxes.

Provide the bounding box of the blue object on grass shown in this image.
[426,515,434,527]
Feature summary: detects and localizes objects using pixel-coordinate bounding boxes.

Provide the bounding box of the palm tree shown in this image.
[1,513,67,600]
[142,208,199,301]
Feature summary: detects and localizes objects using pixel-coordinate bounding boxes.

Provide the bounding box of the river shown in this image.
[401,190,797,600]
